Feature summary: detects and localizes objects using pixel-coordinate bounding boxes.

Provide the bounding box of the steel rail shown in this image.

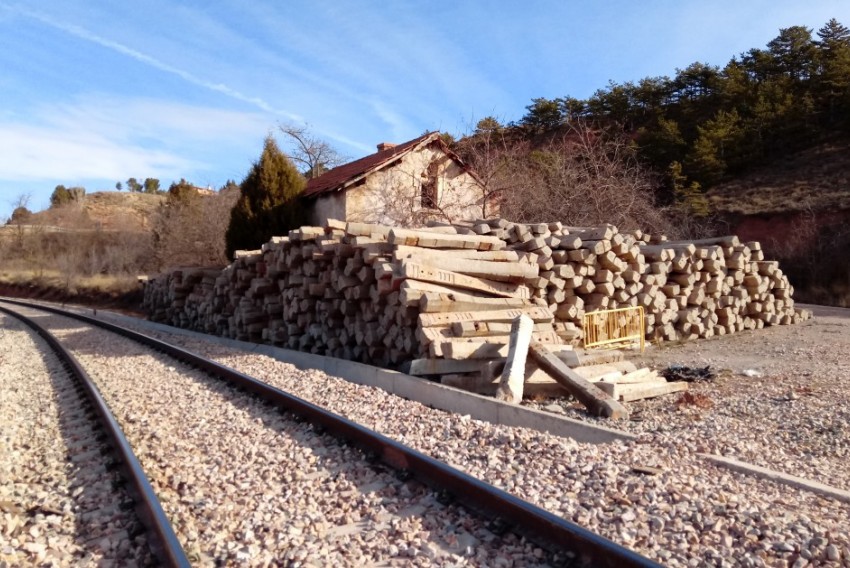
[1,298,661,568]
[0,304,191,568]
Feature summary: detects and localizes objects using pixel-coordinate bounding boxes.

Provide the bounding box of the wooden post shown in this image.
[495,315,534,404]
[418,306,554,328]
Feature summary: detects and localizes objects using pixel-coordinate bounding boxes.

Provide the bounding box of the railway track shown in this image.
[0,304,189,567]
[0,298,658,567]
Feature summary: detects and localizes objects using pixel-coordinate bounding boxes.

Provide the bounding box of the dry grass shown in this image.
[0,268,145,314]
[0,268,141,296]
[708,140,850,215]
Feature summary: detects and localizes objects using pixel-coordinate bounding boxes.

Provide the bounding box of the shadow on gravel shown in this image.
[0,314,154,565]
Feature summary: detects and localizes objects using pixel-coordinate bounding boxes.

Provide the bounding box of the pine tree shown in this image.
[817,18,850,48]
[816,19,850,123]
[225,136,306,259]
[167,178,198,204]
[685,109,746,184]
[637,117,687,171]
[520,98,564,131]
[50,185,71,207]
[768,26,816,83]
[669,161,709,217]
[126,177,142,193]
[143,178,161,194]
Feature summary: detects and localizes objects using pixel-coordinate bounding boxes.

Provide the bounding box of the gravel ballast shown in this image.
[79,305,850,567]
[0,314,153,567]
[7,307,549,567]
[1,300,850,566]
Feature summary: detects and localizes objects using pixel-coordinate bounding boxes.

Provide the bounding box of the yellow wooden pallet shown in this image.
[582,306,645,353]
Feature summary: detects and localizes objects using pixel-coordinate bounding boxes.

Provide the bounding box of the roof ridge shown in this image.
[302,132,438,198]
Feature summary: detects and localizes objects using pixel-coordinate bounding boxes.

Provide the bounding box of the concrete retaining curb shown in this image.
[74,307,635,444]
[700,453,850,504]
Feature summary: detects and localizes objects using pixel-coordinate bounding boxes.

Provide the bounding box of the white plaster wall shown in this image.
[309,191,347,226]
[345,144,493,226]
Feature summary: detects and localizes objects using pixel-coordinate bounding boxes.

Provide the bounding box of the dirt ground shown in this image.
[634,303,849,379]
[570,303,850,491]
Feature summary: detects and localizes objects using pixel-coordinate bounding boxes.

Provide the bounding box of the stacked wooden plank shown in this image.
[143,220,561,368]
[143,217,810,370]
[594,367,689,403]
[438,348,687,403]
[142,267,222,331]
[455,219,810,342]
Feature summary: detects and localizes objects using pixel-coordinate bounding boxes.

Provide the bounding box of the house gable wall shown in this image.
[332,143,490,226]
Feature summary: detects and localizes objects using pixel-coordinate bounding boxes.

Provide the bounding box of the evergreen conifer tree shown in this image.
[225,136,306,259]
[50,185,71,207]
[669,161,709,217]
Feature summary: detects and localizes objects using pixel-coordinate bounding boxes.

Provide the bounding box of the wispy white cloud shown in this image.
[3,3,383,155]
[0,96,270,183]
[2,1,460,155]
[229,2,510,135]
[8,5,302,121]
[45,96,270,142]
[0,124,193,181]
[369,100,420,142]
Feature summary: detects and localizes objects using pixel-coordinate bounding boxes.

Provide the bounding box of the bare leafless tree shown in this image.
[454,117,521,218]
[662,206,722,240]
[152,188,239,268]
[367,169,451,227]
[278,124,347,179]
[460,121,672,234]
[5,193,33,250]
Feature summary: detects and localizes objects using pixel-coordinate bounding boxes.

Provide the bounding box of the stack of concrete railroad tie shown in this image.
[143,218,810,418]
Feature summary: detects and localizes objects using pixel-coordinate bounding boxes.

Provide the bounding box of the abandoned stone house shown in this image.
[302,132,493,227]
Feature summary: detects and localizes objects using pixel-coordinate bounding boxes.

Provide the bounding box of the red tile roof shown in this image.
[302,132,439,198]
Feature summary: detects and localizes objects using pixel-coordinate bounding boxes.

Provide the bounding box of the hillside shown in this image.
[26,191,166,232]
[707,139,850,216]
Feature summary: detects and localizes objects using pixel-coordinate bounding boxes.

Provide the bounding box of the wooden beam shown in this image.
[596,380,688,402]
[405,358,498,375]
[427,331,561,357]
[393,246,520,262]
[345,222,393,237]
[596,368,660,384]
[451,320,555,337]
[400,261,530,298]
[388,228,506,250]
[419,307,554,328]
[572,361,638,380]
[443,340,571,360]
[394,255,538,282]
[527,340,629,419]
[399,280,491,306]
[418,292,533,313]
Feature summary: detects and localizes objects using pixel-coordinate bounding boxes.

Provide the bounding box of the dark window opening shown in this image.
[421,160,439,209]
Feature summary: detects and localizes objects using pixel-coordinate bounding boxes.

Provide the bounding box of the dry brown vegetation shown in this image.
[707,139,850,215]
[0,189,236,306]
[457,122,674,235]
[26,191,166,231]
[152,188,238,267]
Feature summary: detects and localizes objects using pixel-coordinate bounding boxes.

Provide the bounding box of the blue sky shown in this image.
[1,0,848,221]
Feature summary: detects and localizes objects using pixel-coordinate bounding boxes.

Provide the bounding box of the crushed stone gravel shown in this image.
[78,305,850,567]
